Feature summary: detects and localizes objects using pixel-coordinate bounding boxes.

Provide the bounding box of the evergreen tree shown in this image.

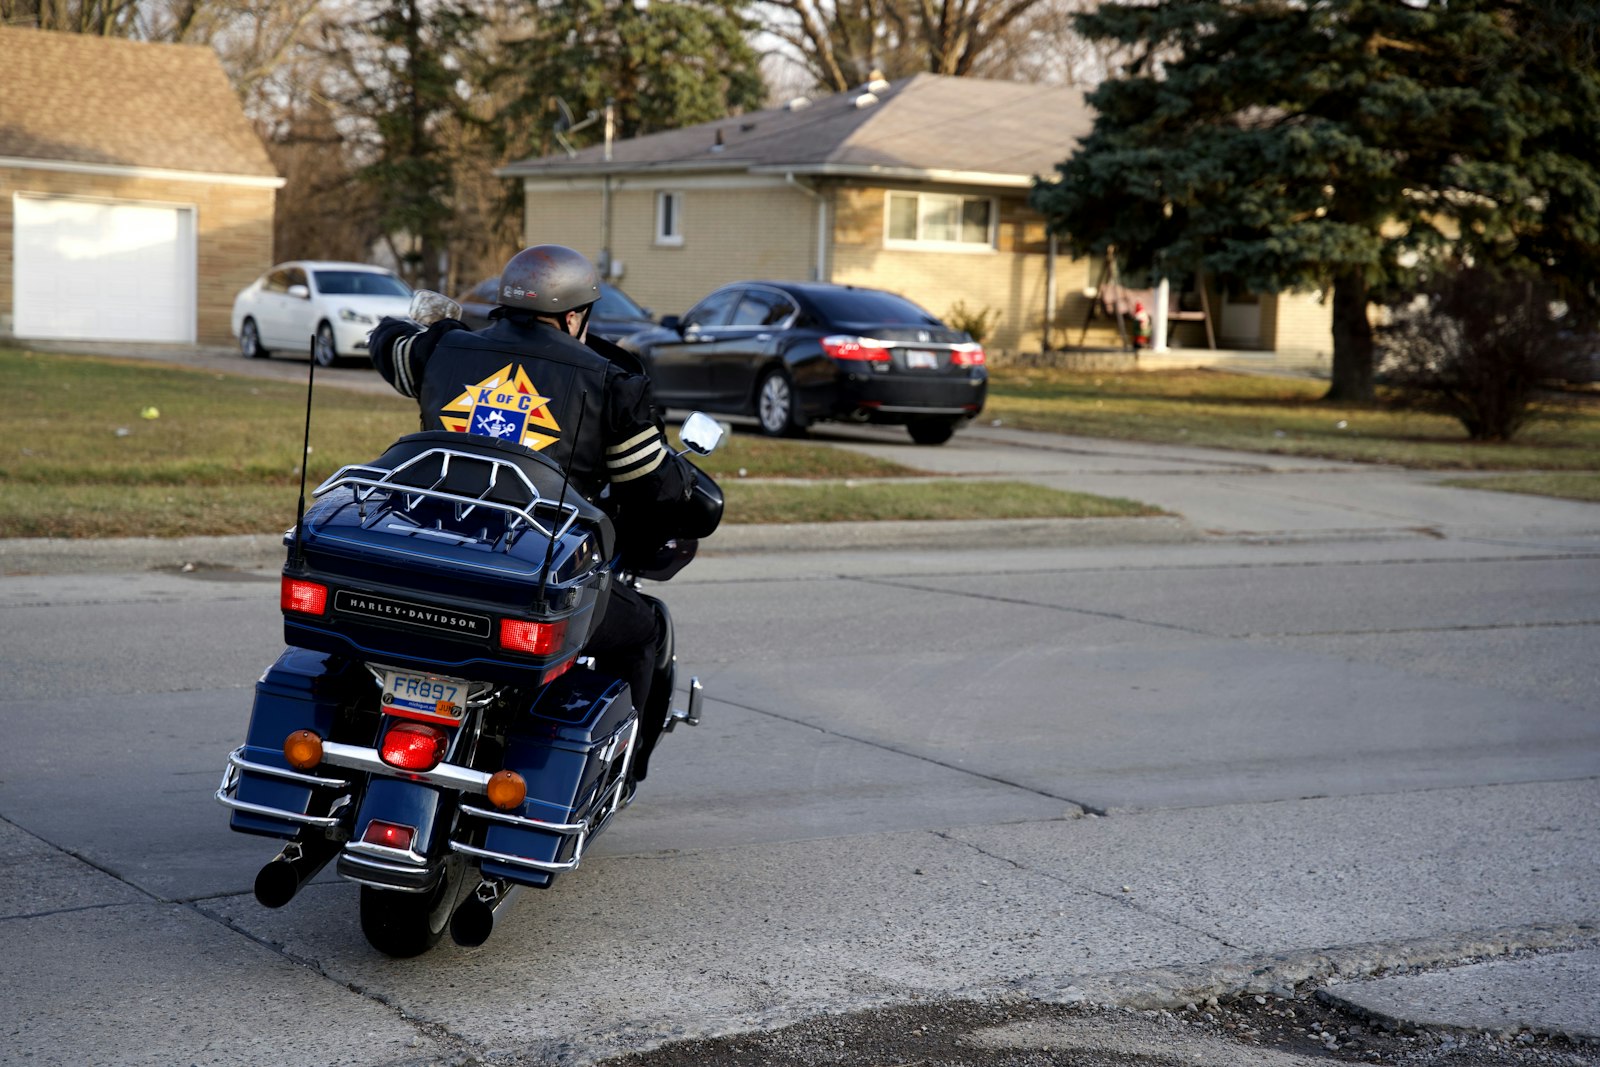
[504,0,765,144]
[332,0,483,290]
[1031,1,1600,402]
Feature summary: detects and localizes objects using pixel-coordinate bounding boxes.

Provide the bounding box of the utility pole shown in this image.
[600,99,615,279]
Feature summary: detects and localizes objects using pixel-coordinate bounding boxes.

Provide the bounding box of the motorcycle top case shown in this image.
[282,432,617,685]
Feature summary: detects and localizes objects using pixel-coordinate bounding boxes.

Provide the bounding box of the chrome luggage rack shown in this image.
[215,717,637,879]
[314,446,583,551]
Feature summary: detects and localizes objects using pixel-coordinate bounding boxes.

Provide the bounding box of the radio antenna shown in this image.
[290,336,317,567]
[537,390,587,602]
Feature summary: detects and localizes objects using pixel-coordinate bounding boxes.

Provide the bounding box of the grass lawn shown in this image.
[988,368,1600,473]
[1439,471,1600,503]
[0,349,1141,537]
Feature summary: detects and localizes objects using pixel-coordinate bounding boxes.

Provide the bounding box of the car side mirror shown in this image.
[678,411,724,456]
[660,314,683,334]
[288,284,310,299]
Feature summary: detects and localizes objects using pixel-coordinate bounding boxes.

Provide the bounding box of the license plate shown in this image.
[379,668,468,722]
[906,349,940,370]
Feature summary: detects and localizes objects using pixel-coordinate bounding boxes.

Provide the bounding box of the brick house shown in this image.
[0,26,282,346]
[499,74,1332,363]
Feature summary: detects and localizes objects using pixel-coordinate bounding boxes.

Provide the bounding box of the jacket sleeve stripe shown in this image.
[607,437,666,469]
[392,332,418,397]
[609,450,666,483]
[606,427,659,455]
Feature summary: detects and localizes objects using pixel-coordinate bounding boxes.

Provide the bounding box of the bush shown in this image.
[1377,265,1590,442]
[945,300,1001,345]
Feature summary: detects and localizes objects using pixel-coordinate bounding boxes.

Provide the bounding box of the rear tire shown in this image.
[756,368,805,437]
[906,418,959,446]
[239,318,269,359]
[359,864,462,957]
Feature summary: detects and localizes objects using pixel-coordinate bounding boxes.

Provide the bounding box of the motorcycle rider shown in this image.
[367,244,701,786]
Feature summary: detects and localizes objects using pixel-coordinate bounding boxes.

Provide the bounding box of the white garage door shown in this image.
[13,194,195,343]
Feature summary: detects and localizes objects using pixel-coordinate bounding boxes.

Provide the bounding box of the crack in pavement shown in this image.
[709,694,1109,817]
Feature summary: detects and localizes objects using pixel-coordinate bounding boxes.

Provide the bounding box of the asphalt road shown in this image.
[2,373,1598,1066]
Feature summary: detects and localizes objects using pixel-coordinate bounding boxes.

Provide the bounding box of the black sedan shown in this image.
[452,278,658,343]
[622,281,987,445]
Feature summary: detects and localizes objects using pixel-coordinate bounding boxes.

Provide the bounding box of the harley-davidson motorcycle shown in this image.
[217,409,724,957]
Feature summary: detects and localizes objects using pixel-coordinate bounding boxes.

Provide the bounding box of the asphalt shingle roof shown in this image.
[0,26,278,178]
[501,74,1092,183]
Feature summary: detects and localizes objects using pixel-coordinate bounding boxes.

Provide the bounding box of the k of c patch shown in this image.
[441,364,561,450]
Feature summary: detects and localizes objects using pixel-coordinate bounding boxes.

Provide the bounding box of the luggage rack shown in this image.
[314,446,583,550]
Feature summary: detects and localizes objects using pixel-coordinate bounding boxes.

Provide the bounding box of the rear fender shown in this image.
[338,776,454,893]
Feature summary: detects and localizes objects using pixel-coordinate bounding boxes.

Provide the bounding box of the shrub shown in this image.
[945,300,1001,345]
[1377,265,1590,442]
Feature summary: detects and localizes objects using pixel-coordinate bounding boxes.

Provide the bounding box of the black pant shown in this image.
[585,583,667,780]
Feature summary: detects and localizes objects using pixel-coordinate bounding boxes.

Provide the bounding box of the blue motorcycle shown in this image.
[217,413,724,956]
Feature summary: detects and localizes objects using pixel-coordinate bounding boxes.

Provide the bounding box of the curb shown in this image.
[0,517,1202,577]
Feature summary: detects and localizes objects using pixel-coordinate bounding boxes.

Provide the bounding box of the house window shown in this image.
[885,191,994,250]
[656,191,684,246]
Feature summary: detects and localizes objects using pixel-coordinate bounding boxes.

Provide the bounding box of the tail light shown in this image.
[822,335,891,362]
[500,618,567,656]
[362,820,416,852]
[281,577,328,616]
[951,343,986,366]
[379,722,449,771]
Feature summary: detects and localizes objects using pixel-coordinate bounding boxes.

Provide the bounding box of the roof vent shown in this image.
[711,127,725,153]
[866,77,890,93]
[785,96,811,111]
[852,91,879,109]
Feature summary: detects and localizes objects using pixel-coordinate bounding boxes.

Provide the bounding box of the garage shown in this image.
[12,194,196,344]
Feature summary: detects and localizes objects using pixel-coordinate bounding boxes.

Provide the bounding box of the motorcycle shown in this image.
[217,409,725,957]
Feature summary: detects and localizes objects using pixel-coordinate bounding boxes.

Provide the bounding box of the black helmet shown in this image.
[497,244,600,314]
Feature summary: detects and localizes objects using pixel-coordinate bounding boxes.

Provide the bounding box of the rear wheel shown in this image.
[906,418,959,446]
[358,861,463,957]
[313,321,340,367]
[239,317,269,359]
[756,368,805,437]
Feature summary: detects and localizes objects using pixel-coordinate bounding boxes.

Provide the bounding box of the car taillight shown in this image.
[499,618,567,655]
[951,343,987,366]
[379,722,449,771]
[362,819,416,852]
[821,335,891,362]
[281,577,328,616]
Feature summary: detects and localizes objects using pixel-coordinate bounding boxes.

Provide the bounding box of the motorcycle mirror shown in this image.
[678,412,724,456]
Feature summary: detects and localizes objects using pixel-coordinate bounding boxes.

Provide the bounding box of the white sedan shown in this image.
[232,261,412,367]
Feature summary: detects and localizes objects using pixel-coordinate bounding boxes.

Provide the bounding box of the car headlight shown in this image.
[338,308,375,325]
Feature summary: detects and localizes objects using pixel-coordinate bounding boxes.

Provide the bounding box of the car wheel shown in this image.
[239,318,269,359]
[313,322,339,367]
[906,418,959,446]
[756,368,805,437]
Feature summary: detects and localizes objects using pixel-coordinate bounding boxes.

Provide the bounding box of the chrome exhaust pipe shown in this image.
[254,838,338,909]
[450,878,520,947]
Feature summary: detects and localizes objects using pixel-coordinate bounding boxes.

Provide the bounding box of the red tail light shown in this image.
[822,335,891,362]
[379,722,448,771]
[281,577,328,615]
[500,618,567,656]
[951,343,987,366]
[362,819,415,851]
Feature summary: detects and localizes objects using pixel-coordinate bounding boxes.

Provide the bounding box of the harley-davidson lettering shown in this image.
[334,591,490,638]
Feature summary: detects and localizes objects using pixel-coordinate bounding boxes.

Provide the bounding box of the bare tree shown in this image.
[0,0,140,34]
[759,0,1112,92]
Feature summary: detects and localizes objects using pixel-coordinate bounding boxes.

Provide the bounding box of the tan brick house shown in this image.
[499,74,1332,363]
[0,27,282,346]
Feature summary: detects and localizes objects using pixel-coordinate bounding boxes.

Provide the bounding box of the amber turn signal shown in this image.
[486,769,527,811]
[283,730,324,770]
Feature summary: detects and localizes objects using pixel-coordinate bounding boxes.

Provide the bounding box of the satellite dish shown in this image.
[554,96,576,134]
